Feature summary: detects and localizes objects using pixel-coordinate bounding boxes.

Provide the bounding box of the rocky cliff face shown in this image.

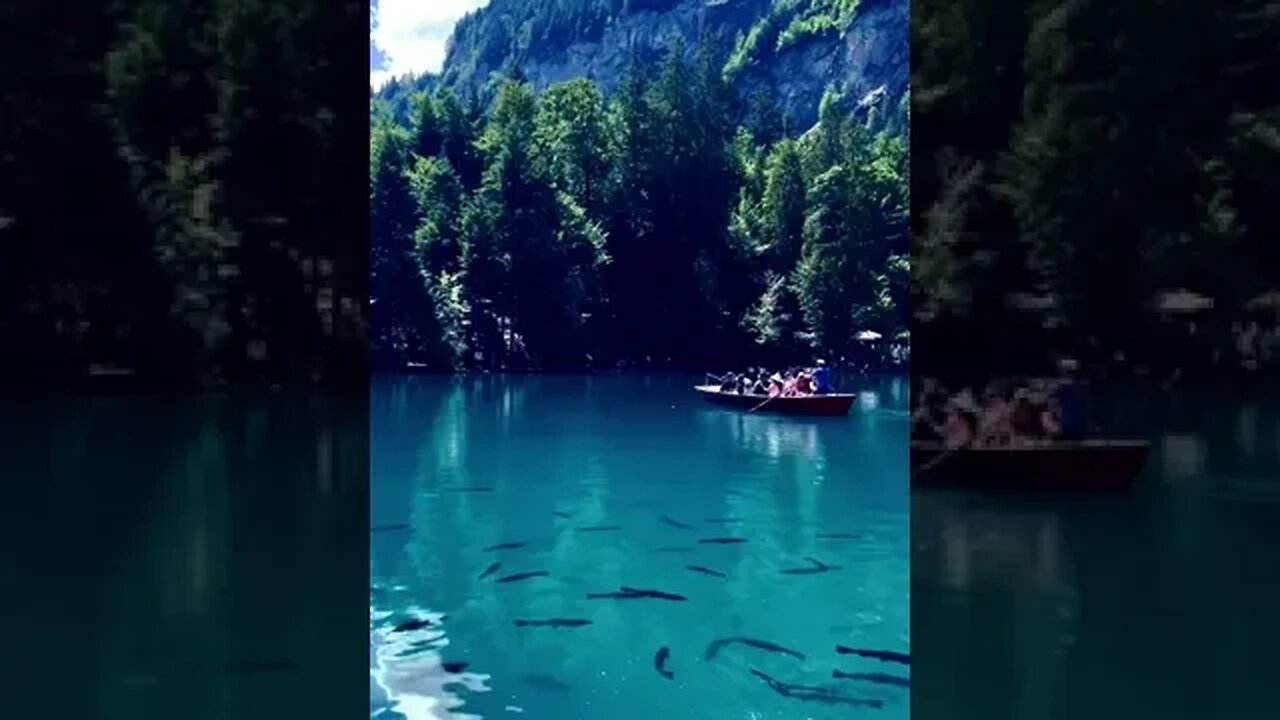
[735,0,908,129]
[505,0,768,97]
[438,0,907,131]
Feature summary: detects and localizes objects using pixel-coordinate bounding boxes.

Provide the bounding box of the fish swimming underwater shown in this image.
[780,557,842,575]
[478,562,502,580]
[686,565,727,578]
[587,586,687,601]
[576,525,622,532]
[653,647,674,680]
[750,668,883,708]
[660,516,692,529]
[391,618,435,633]
[704,637,806,662]
[496,571,549,584]
[832,669,910,688]
[698,537,747,545]
[483,541,527,552]
[836,646,910,665]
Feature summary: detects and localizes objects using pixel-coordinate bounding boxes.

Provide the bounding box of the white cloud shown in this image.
[371,0,489,90]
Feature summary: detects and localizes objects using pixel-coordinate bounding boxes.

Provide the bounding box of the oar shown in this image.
[912,435,978,479]
[748,394,778,414]
[913,445,960,477]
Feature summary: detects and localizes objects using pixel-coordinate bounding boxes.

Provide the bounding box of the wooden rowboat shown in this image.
[694,385,856,416]
[911,440,1150,492]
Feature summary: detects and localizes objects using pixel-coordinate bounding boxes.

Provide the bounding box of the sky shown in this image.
[370,0,490,90]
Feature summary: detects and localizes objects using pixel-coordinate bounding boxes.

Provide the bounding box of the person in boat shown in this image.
[750,371,768,395]
[1029,380,1065,438]
[912,384,947,441]
[727,368,747,392]
[783,366,803,394]
[720,372,741,393]
[1010,386,1053,445]
[767,372,783,397]
[1041,396,1063,438]
[812,359,833,394]
[779,370,794,397]
[796,370,815,395]
[976,383,1014,447]
[1053,359,1087,440]
[941,398,978,449]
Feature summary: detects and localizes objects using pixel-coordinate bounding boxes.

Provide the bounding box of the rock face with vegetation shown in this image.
[727,0,908,130]
[382,0,907,132]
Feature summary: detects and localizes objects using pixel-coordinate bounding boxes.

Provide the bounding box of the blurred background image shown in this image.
[909,2,1280,718]
[1,2,371,717]
[1,0,368,385]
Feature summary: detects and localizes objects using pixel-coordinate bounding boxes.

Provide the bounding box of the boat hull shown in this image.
[911,440,1150,492]
[694,386,855,416]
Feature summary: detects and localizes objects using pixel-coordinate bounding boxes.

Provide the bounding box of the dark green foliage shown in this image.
[377,73,440,124]
[373,48,907,370]
[913,0,1279,377]
[410,93,444,159]
[371,119,443,367]
[2,0,368,384]
[746,87,787,145]
[436,89,486,190]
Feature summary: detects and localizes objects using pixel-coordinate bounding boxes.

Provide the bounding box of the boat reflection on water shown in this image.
[698,409,824,462]
[924,504,1071,598]
[914,495,1081,718]
[859,390,880,411]
[1161,433,1207,481]
[371,605,489,720]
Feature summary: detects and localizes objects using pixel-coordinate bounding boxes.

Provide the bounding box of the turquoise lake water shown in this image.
[2,393,369,719]
[912,384,1280,719]
[370,374,910,720]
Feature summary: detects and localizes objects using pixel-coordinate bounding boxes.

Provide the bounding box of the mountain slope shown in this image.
[386,0,906,130]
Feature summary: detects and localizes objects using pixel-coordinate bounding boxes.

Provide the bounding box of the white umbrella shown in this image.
[1007,292,1057,311]
[1247,291,1280,310]
[1153,289,1214,313]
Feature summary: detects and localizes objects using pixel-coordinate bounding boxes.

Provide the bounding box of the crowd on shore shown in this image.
[913,373,1088,448]
[716,361,834,397]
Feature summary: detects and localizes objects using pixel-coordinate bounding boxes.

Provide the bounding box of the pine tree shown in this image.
[410,92,444,159]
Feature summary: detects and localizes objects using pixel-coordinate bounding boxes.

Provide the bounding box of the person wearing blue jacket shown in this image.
[812,359,833,394]
[1054,358,1088,439]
